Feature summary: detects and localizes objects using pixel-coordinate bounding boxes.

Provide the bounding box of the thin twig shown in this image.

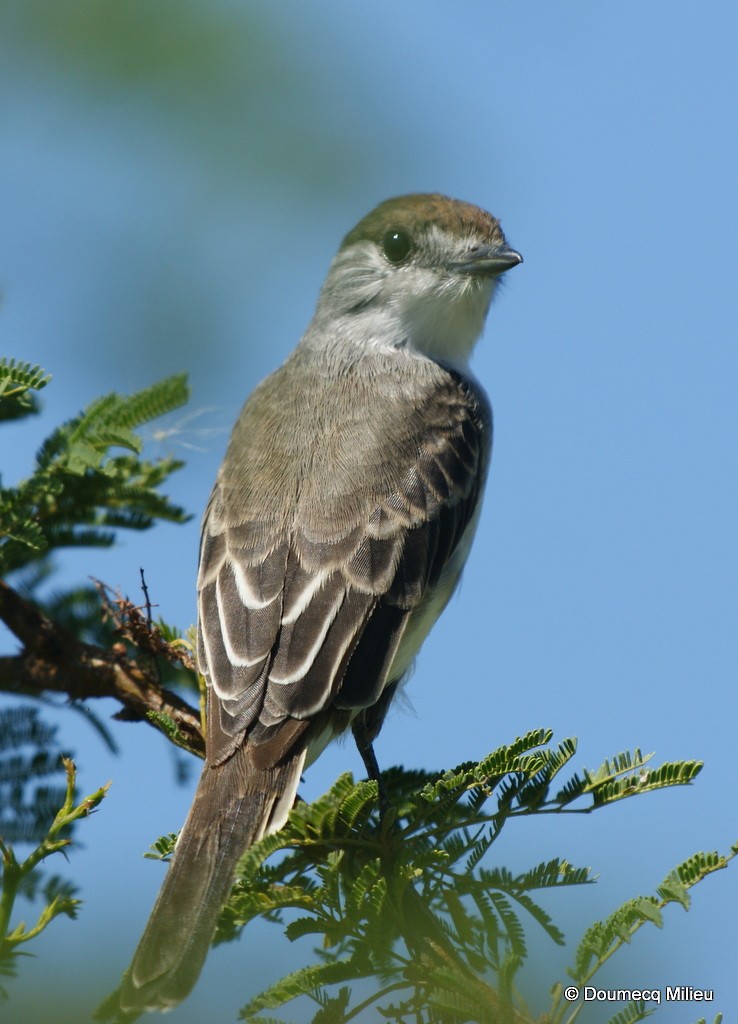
[139,567,153,629]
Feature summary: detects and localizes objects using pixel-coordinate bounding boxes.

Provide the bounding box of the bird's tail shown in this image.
[117,745,305,1014]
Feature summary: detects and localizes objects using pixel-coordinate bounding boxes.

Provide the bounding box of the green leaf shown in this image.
[0,358,51,422]
[0,752,108,990]
[0,358,50,394]
[1,371,191,573]
[241,957,371,1016]
[604,1000,654,1024]
[113,732,732,1023]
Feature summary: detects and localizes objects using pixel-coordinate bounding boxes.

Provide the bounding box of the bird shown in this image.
[118,193,522,1013]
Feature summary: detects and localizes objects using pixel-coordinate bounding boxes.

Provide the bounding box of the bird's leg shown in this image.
[351,716,391,821]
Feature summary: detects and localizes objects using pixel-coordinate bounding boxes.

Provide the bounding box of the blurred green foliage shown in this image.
[2,1,378,193]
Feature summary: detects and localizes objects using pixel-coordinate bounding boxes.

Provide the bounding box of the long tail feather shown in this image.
[118,745,305,1013]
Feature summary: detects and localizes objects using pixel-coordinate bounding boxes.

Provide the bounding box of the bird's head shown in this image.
[309,193,522,367]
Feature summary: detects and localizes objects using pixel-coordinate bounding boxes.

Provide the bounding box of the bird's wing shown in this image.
[197,358,490,770]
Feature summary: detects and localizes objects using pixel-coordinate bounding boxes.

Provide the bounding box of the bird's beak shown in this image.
[450,244,523,276]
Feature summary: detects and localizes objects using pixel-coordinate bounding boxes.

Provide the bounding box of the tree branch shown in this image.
[0,579,204,757]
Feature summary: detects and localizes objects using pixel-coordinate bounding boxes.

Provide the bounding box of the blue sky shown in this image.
[1,3,736,1021]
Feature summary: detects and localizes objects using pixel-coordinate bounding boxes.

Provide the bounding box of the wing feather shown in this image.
[197,358,491,768]
[268,580,346,684]
[293,523,366,572]
[215,563,280,666]
[228,547,289,608]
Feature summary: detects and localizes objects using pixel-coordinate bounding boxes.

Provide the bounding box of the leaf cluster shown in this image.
[0,756,109,998]
[568,850,733,993]
[0,365,190,574]
[180,729,720,1024]
[0,363,200,999]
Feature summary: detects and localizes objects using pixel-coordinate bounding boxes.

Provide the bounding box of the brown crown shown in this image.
[341,193,505,249]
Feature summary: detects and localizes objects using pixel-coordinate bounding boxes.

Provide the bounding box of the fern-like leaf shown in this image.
[1,372,191,573]
[241,957,371,1016]
[604,1000,653,1024]
[0,358,51,421]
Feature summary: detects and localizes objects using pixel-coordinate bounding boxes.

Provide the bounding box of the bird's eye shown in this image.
[381,228,413,264]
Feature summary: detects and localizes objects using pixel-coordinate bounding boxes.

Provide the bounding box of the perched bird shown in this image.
[119,193,521,1012]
